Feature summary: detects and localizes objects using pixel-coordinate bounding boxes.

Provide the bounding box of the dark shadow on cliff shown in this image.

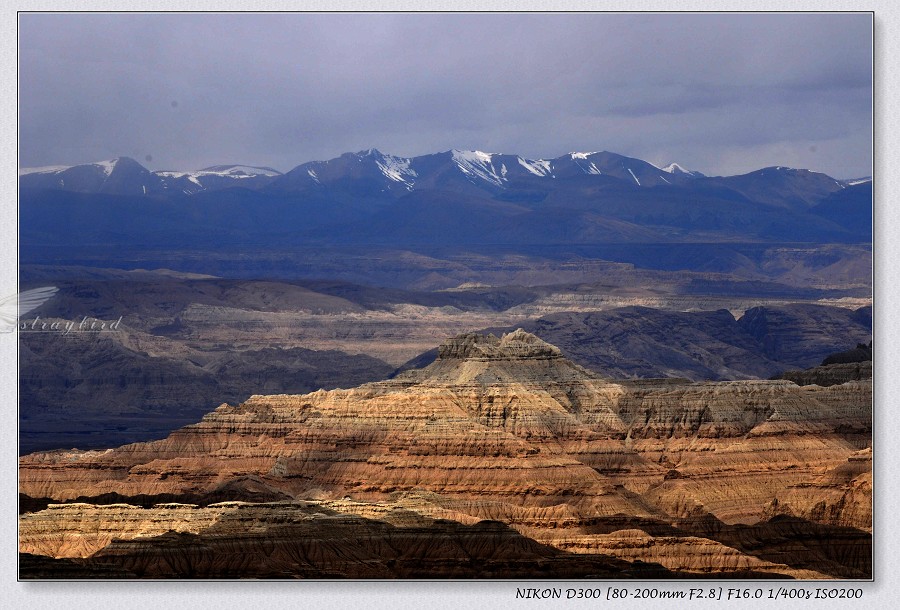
[676,512,871,579]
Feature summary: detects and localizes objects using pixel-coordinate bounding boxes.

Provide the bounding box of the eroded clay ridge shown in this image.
[19,330,872,578]
[436,329,563,361]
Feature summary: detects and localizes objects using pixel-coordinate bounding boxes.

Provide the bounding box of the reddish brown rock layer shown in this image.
[20,501,679,579]
[19,331,871,577]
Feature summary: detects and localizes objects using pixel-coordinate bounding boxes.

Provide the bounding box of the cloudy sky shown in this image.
[18,12,872,178]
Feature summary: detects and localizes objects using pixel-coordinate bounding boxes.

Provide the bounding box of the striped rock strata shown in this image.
[19,330,872,577]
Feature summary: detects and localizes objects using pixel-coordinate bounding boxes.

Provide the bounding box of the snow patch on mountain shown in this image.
[156,166,282,193]
[568,153,603,175]
[374,154,417,187]
[661,163,686,174]
[201,165,282,177]
[95,159,118,177]
[18,165,70,176]
[159,166,281,180]
[20,159,122,177]
[451,150,506,187]
[660,162,704,178]
[453,150,494,166]
[156,171,203,186]
[518,158,553,177]
[627,168,641,185]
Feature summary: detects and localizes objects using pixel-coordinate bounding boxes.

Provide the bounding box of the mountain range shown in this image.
[19,148,862,204]
[18,150,872,276]
[19,157,282,196]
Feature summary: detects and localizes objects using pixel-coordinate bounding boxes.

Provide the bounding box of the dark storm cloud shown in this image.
[18,12,871,178]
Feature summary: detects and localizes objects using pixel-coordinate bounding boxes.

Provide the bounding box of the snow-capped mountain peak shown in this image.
[660,162,704,178]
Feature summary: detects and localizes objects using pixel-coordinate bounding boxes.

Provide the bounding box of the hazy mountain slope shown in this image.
[19,333,394,455]
[737,303,872,365]
[699,167,846,210]
[398,304,873,381]
[808,181,872,238]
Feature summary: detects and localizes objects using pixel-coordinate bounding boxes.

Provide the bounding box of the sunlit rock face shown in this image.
[19,331,871,578]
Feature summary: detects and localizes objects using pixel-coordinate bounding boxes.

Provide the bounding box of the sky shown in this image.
[18,12,873,178]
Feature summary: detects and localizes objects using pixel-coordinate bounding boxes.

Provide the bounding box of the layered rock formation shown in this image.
[763,447,872,531]
[775,342,872,387]
[20,330,872,579]
[777,361,872,387]
[19,268,871,455]
[19,500,679,579]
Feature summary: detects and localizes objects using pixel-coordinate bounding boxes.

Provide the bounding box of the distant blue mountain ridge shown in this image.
[19,148,872,254]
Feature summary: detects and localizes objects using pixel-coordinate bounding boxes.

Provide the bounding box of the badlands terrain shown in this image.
[19,330,871,579]
[19,265,870,454]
